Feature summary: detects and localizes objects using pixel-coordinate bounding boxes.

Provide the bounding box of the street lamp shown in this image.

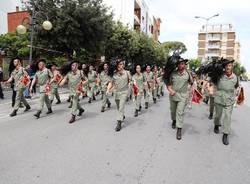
[16,10,53,64]
[195,14,219,63]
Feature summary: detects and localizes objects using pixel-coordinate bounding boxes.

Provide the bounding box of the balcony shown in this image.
[207,36,221,41]
[207,44,220,49]
[134,14,140,25]
[205,52,221,57]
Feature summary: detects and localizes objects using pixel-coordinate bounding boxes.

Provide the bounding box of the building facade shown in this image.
[197,24,240,62]
[7,6,30,33]
[103,0,161,41]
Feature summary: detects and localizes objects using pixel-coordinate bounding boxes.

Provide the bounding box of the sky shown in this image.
[145,0,250,71]
[0,0,250,71]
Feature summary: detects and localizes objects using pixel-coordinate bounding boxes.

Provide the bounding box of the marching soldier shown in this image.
[143,65,155,109]
[157,67,164,98]
[213,60,239,145]
[5,57,31,117]
[106,59,131,132]
[48,62,61,104]
[132,65,145,117]
[99,62,111,112]
[87,64,97,103]
[59,61,86,124]
[153,65,159,102]
[202,76,215,119]
[30,59,53,119]
[166,58,193,140]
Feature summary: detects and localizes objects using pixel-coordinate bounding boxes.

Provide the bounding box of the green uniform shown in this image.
[11,67,29,110]
[35,68,53,111]
[143,71,154,103]
[169,70,193,128]
[50,70,61,102]
[112,70,131,121]
[153,71,158,99]
[157,72,164,96]
[87,71,97,100]
[206,76,216,115]
[99,70,111,108]
[66,70,86,116]
[214,74,239,134]
[132,73,145,110]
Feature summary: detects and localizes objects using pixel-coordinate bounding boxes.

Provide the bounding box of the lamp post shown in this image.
[16,8,52,64]
[195,14,219,63]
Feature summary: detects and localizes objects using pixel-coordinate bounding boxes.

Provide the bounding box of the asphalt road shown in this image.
[0,83,250,184]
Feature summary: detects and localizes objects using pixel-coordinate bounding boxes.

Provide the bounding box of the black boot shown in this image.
[34,111,41,119]
[176,128,182,140]
[101,106,105,112]
[145,102,149,109]
[67,97,71,102]
[153,98,157,104]
[115,121,122,132]
[123,115,125,121]
[56,100,61,104]
[222,134,229,145]
[20,103,24,108]
[93,96,96,101]
[88,98,92,103]
[107,102,111,108]
[68,102,72,108]
[134,109,139,117]
[157,94,160,99]
[214,125,220,134]
[10,110,17,117]
[78,108,85,116]
[46,108,53,114]
[139,105,142,112]
[172,120,176,129]
[69,115,76,124]
[24,105,31,112]
[208,113,213,120]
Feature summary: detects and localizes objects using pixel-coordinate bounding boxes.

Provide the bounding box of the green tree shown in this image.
[162,41,187,55]
[28,0,113,60]
[105,22,136,62]
[0,32,30,58]
[188,58,201,71]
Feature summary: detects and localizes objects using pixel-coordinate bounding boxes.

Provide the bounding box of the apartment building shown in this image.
[103,0,161,41]
[197,24,240,62]
[7,6,30,33]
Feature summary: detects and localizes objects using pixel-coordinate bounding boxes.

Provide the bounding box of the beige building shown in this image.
[198,24,240,62]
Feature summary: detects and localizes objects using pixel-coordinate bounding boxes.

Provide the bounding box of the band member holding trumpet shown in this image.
[48,62,62,105]
[59,61,87,124]
[99,62,112,113]
[132,65,145,117]
[106,59,131,132]
[30,59,53,119]
[5,57,31,117]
